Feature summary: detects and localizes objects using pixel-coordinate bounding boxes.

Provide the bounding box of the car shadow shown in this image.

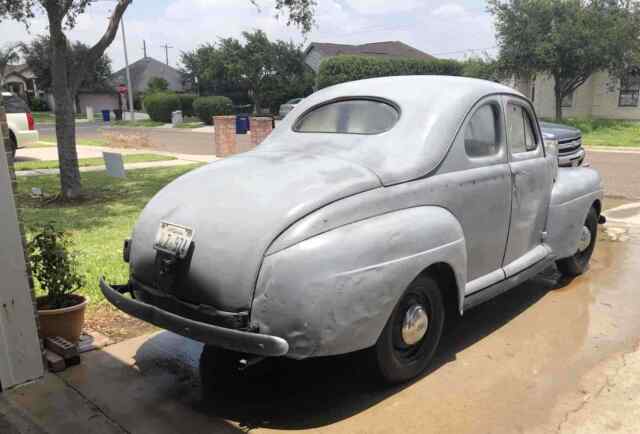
[133,266,568,431]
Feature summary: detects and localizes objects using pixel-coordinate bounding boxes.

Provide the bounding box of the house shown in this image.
[515,72,640,120]
[304,41,435,73]
[111,56,184,94]
[2,64,42,101]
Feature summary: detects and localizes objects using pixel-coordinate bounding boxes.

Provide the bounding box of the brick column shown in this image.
[250,117,273,148]
[214,116,237,157]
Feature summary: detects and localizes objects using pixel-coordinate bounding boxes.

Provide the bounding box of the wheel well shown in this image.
[419,262,460,321]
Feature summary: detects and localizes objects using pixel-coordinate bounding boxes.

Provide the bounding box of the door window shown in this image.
[464,104,500,158]
[507,103,538,154]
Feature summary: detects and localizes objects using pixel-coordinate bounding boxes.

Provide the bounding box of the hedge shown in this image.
[178,94,196,117]
[143,92,181,123]
[316,55,464,89]
[193,96,234,125]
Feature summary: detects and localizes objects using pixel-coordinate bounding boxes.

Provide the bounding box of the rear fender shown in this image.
[252,206,466,359]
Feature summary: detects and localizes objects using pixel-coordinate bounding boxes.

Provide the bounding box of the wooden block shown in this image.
[45,350,66,373]
[45,336,78,359]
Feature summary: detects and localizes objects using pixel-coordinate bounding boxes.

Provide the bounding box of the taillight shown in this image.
[27,112,35,130]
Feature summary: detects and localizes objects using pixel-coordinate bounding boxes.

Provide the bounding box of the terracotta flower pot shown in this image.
[37,294,88,343]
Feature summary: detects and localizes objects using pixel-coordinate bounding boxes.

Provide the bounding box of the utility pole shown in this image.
[142,40,147,58]
[160,43,173,66]
[121,17,135,121]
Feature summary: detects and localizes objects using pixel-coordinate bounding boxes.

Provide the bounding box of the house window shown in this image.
[561,91,574,108]
[618,76,640,107]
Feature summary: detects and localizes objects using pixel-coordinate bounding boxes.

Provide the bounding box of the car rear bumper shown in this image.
[99,277,290,357]
[558,148,585,167]
[15,130,39,147]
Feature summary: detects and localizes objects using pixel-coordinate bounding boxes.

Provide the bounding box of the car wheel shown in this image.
[372,274,445,384]
[8,133,17,160]
[199,345,246,399]
[556,207,598,277]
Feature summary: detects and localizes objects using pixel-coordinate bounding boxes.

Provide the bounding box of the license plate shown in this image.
[154,222,194,259]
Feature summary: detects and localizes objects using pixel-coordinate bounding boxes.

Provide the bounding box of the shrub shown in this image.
[30,96,49,112]
[316,55,464,89]
[193,96,234,125]
[143,92,181,123]
[178,94,197,117]
[146,76,169,93]
[28,224,84,309]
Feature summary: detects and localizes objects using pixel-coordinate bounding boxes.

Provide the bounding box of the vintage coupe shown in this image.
[101,76,604,385]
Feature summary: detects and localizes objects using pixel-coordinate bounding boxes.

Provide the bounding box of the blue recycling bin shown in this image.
[236,115,250,134]
[101,110,111,122]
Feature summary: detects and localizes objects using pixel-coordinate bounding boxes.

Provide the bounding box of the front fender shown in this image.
[251,206,466,359]
[547,167,603,259]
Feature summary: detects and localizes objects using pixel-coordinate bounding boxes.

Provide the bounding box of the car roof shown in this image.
[261,76,525,185]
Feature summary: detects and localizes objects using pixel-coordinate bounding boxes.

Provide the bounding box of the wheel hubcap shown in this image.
[401,304,429,346]
[577,225,592,253]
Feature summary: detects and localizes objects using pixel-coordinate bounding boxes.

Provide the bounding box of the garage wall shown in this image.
[77,93,120,116]
[0,123,43,390]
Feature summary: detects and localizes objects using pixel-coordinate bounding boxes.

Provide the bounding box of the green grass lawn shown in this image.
[560,118,640,148]
[175,121,205,129]
[32,112,85,124]
[111,119,164,128]
[15,153,175,171]
[16,165,201,306]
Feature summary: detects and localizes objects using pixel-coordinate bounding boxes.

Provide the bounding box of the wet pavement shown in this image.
[586,150,640,200]
[2,208,640,433]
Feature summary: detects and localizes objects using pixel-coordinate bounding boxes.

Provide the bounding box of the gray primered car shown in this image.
[101,76,604,386]
[540,121,585,167]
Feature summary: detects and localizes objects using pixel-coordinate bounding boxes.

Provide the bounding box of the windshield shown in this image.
[3,94,30,113]
[294,98,399,135]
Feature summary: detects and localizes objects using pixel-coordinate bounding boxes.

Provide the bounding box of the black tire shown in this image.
[556,207,598,277]
[371,274,445,384]
[199,345,246,400]
[8,133,17,160]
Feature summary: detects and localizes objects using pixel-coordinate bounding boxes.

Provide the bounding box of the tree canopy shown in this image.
[21,35,112,94]
[181,30,314,113]
[489,0,640,120]
[0,42,19,85]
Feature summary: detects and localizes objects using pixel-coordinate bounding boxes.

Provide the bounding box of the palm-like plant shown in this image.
[0,43,19,86]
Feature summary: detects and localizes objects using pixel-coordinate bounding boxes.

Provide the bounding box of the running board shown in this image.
[463,257,555,311]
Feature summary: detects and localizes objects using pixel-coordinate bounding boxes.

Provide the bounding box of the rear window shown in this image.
[3,94,30,113]
[293,98,399,134]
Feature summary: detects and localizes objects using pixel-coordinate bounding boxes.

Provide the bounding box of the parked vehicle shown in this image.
[101,76,604,386]
[2,92,39,158]
[278,97,303,118]
[540,121,585,167]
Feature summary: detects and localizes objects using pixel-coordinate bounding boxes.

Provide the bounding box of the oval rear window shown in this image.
[294,98,399,134]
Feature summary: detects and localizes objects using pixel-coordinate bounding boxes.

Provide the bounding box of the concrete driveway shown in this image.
[2,206,639,434]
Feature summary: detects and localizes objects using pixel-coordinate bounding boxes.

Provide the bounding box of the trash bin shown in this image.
[101,110,111,122]
[113,109,123,121]
[236,114,250,134]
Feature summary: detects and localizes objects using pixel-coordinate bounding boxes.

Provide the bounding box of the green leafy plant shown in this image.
[143,92,181,123]
[28,224,85,310]
[177,94,197,117]
[316,55,464,89]
[193,96,234,125]
[146,76,169,93]
[29,96,50,112]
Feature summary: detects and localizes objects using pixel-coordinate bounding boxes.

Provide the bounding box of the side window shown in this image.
[507,102,538,154]
[464,104,500,158]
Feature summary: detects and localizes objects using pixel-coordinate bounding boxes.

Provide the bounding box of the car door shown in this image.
[454,98,512,295]
[502,98,553,277]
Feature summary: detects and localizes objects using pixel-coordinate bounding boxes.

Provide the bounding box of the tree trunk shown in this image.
[553,79,563,122]
[50,28,82,199]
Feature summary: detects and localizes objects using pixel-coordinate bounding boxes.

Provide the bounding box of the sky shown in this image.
[0,0,497,73]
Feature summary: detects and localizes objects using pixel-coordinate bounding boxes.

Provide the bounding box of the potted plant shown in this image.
[29,224,87,343]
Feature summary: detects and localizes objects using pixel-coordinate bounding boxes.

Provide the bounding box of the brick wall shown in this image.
[250,117,273,148]
[214,116,237,157]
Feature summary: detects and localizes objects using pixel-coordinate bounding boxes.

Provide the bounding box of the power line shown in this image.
[430,46,499,56]
[160,43,173,66]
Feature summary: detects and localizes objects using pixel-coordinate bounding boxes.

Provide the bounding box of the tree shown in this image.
[146,76,169,94]
[1,0,316,199]
[461,55,505,83]
[489,0,640,121]
[181,30,314,113]
[21,35,112,95]
[0,42,19,86]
